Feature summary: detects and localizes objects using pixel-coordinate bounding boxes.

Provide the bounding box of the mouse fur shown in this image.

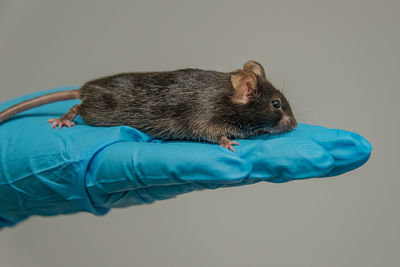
[0,60,297,151]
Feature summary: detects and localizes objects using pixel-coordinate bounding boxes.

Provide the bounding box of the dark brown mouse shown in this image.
[0,60,297,151]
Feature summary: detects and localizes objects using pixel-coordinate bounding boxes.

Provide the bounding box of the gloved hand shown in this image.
[0,87,372,228]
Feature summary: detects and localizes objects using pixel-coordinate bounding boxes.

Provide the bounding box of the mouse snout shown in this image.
[275,115,297,133]
[278,115,291,128]
[291,117,298,128]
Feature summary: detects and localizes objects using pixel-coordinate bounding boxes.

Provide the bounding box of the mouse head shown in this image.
[230,60,297,134]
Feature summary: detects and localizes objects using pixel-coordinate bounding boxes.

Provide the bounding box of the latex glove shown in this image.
[0,87,372,228]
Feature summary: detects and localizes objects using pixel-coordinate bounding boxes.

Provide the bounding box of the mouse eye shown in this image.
[271,99,281,109]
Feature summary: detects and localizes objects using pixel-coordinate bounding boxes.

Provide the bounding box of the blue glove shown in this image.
[0,87,372,228]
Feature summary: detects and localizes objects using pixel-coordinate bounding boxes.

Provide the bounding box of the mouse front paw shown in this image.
[219,136,239,152]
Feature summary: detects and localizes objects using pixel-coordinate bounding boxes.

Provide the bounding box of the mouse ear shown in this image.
[243,60,266,80]
[230,70,257,104]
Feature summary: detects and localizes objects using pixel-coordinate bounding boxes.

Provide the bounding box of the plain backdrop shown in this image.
[0,1,399,266]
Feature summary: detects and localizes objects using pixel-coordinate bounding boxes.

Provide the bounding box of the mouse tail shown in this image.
[0,89,80,124]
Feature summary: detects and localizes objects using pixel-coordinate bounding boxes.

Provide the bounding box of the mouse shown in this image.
[0,60,297,151]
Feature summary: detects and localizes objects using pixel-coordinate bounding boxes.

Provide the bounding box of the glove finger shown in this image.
[104,137,337,207]
[285,124,372,177]
[86,141,251,208]
[234,139,334,183]
[95,182,224,208]
[246,123,371,179]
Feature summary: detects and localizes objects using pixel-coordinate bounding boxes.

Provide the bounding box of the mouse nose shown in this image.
[278,115,291,128]
[277,116,297,132]
[292,118,298,128]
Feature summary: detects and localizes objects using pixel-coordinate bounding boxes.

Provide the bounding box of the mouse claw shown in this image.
[48,118,75,129]
[66,121,75,128]
[47,105,79,129]
[219,137,239,152]
[48,119,59,129]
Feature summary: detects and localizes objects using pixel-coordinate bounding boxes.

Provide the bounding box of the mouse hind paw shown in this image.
[48,118,76,129]
[48,105,79,129]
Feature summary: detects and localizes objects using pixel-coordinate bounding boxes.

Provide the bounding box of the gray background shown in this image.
[0,0,398,266]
